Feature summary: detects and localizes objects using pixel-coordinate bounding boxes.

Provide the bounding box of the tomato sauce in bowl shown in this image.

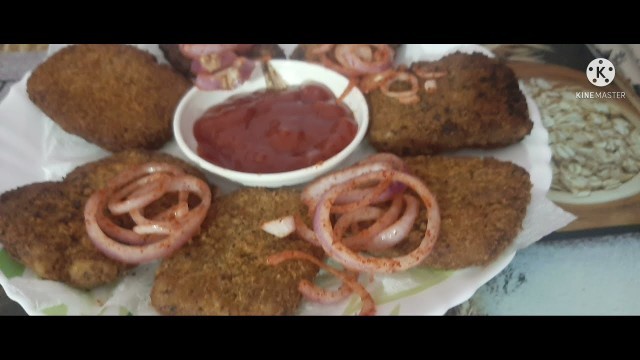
[193,83,357,174]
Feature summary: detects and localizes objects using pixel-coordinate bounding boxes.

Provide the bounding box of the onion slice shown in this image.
[367,194,419,251]
[380,71,419,100]
[334,44,394,75]
[84,163,212,264]
[267,250,375,316]
[313,170,440,273]
[261,216,296,238]
[179,44,244,59]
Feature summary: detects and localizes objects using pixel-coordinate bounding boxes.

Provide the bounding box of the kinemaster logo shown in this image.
[586,58,615,87]
[576,58,626,99]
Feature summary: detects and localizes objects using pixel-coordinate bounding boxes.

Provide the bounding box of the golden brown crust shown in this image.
[386,156,532,269]
[151,188,322,316]
[27,44,191,152]
[0,182,127,289]
[367,52,533,155]
[0,150,208,289]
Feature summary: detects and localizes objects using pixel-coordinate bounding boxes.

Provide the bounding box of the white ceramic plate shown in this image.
[0,44,571,316]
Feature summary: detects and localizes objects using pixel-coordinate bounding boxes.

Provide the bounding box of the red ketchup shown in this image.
[193,82,358,174]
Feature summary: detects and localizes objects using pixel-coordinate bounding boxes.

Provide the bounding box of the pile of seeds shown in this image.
[524,78,640,196]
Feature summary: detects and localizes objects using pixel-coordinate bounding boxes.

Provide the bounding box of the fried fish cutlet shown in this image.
[381,156,531,269]
[151,188,322,316]
[27,44,191,152]
[159,44,286,80]
[367,52,533,155]
[0,150,208,289]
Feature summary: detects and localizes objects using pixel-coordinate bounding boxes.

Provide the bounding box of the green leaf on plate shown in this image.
[42,304,68,316]
[119,306,133,316]
[0,249,25,279]
[342,267,453,315]
[375,267,452,305]
[389,304,401,316]
[343,295,361,316]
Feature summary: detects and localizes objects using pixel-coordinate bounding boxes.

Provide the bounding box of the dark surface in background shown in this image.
[0,287,26,315]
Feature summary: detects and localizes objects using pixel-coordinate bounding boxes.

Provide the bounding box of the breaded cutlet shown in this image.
[0,150,208,289]
[380,156,531,269]
[159,44,286,80]
[151,188,323,316]
[27,44,191,152]
[367,52,533,155]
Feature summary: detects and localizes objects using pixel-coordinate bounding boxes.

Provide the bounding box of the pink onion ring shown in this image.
[298,279,354,304]
[130,191,189,226]
[330,178,392,214]
[179,44,244,59]
[313,170,440,273]
[108,173,174,215]
[301,162,395,212]
[318,53,364,78]
[333,207,385,239]
[267,250,375,316]
[380,71,419,100]
[334,44,394,75]
[196,51,238,73]
[297,268,360,304]
[293,214,321,247]
[366,194,419,251]
[95,165,189,246]
[95,207,155,246]
[341,194,405,250]
[334,181,406,205]
[359,69,397,94]
[84,163,212,264]
[195,58,256,90]
[398,95,420,104]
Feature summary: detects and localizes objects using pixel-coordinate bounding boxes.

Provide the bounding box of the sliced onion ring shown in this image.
[84,163,212,264]
[179,44,244,59]
[313,170,440,274]
[367,194,419,251]
[380,71,419,100]
[340,194,405,250]
[301,162,395,212]
[267,250,375,316]
[298,279,353,304]
[334,44,394,75]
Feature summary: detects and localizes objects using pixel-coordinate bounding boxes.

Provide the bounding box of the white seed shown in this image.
[623,158,640,173]
[575,190,591,197]
[530,78,639,194]
[593,103,610,113]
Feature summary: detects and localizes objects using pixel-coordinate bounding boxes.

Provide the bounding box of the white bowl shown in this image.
[173,59,369,188]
